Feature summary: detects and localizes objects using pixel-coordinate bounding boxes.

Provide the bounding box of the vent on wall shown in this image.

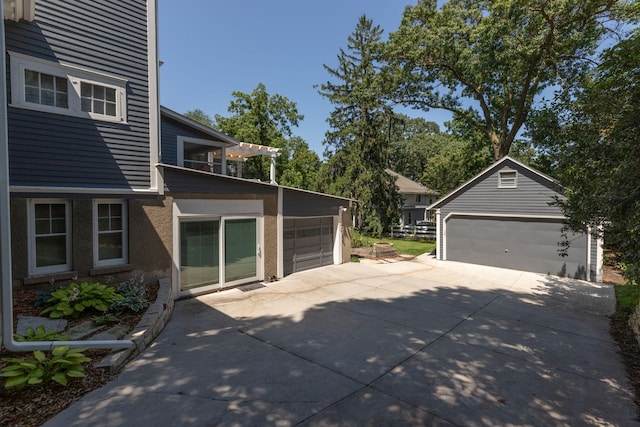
[3,0,35,22]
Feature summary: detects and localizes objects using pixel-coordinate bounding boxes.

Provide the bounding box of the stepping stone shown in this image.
[66,321,104,340]
[16,316,68,336]
[89,324,129,341]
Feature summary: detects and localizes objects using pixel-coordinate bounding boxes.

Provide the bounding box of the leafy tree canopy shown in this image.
[385,0,631,160]
[184,108,215,128]
[531,30,640,283]
[214,83,304,182]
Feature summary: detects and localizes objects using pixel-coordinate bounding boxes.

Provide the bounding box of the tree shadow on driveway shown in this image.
[44,272,638,427]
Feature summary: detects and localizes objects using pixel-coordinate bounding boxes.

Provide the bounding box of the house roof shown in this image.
[386,169,438,195]
[161,106,241,147]
[428,156,560,210]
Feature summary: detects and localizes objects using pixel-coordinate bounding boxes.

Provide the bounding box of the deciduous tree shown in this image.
[386,0,628,160]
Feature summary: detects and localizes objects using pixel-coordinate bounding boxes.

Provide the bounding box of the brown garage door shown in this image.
[284,217,334,275]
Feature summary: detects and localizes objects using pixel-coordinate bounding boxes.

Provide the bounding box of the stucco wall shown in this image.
[9,196,173,288]
[128,197,173,283]
[167,192,279,280]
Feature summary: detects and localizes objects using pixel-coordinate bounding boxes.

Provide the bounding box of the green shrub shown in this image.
[110,275,149,314]
[0,346,90,389]
[13,326,71,342]
[33,290,53,308]
[40,282,122,319]
[91,313,119,326]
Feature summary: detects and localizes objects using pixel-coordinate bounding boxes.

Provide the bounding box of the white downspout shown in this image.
[1,3,132,351]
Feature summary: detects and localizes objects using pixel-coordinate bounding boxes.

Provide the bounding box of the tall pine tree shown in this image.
[318,15,400,235]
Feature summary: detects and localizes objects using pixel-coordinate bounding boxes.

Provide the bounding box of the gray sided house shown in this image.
[386,169,438,226]
[6,0,162,287]
[429,157,602,282]
[159,107,352,297]
[5,0,352,305]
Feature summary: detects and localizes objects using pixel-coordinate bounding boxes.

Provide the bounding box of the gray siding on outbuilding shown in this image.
[438,162,563,217]
[283,188,349,217]
[6,0,151,189]
[164,167,278,196]
[432,157,602,281]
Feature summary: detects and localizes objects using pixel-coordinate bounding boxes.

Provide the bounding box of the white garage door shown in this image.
[284,217,333,275]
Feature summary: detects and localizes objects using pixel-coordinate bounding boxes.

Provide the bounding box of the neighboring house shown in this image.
[5,0,352,303]
[429,156,602,282]
[386,170,438,226]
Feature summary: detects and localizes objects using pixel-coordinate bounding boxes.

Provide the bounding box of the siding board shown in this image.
[6,0,151,190]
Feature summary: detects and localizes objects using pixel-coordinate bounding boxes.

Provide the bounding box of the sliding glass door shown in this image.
[180,220,219,291]
[224,218,257,283]
[179,217,258,293]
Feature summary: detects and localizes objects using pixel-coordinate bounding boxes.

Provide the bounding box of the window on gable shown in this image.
[10,52,127,123]
[93,200,128,267]
[29,200,71,276]
[499,170,517,188]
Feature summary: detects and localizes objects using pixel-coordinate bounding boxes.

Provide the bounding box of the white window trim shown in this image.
[498,170,518,188]
[177,136,227,175]
[93,199,128,268]
[9,51,128,123]
[27,199,72,276]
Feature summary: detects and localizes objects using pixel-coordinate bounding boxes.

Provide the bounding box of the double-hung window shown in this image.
[28,200,71,276]
[93,200,128,267]
[10,52,127,123]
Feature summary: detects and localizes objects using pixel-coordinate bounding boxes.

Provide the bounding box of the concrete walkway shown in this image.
[45,255,638,426]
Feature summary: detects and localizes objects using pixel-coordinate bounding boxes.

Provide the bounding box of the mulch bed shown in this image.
[0,282,159,427]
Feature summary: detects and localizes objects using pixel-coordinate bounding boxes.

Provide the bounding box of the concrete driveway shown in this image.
[45,255,638,426]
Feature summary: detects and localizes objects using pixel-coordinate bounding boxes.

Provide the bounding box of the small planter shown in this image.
[372,242,397,258]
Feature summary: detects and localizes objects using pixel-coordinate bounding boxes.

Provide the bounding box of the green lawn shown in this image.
[366,237,436,257]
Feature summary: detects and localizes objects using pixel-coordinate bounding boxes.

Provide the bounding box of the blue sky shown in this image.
[158,1,451,155]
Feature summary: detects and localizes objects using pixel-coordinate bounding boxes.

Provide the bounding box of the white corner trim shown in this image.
[147,0,160,192]
[277,187,284,278]
[435,208,441,260]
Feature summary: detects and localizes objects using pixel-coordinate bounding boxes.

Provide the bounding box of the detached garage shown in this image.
[430,157,602,281]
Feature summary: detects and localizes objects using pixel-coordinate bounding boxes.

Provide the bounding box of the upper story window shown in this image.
[498,170,517,188]
[10,52,128,123]
[81,83,117,117]
[177,136,227,175]
[416,194,422,203]
[25,70,69,108]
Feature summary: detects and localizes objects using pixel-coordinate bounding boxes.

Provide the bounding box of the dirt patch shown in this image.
[0,282,159,427]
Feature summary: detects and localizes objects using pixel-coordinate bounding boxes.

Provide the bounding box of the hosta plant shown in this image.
[40,282,123,319]
[14,325,71,342]
[110,275,149,314]
[91,313,119,326]
[0,346,90,389]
